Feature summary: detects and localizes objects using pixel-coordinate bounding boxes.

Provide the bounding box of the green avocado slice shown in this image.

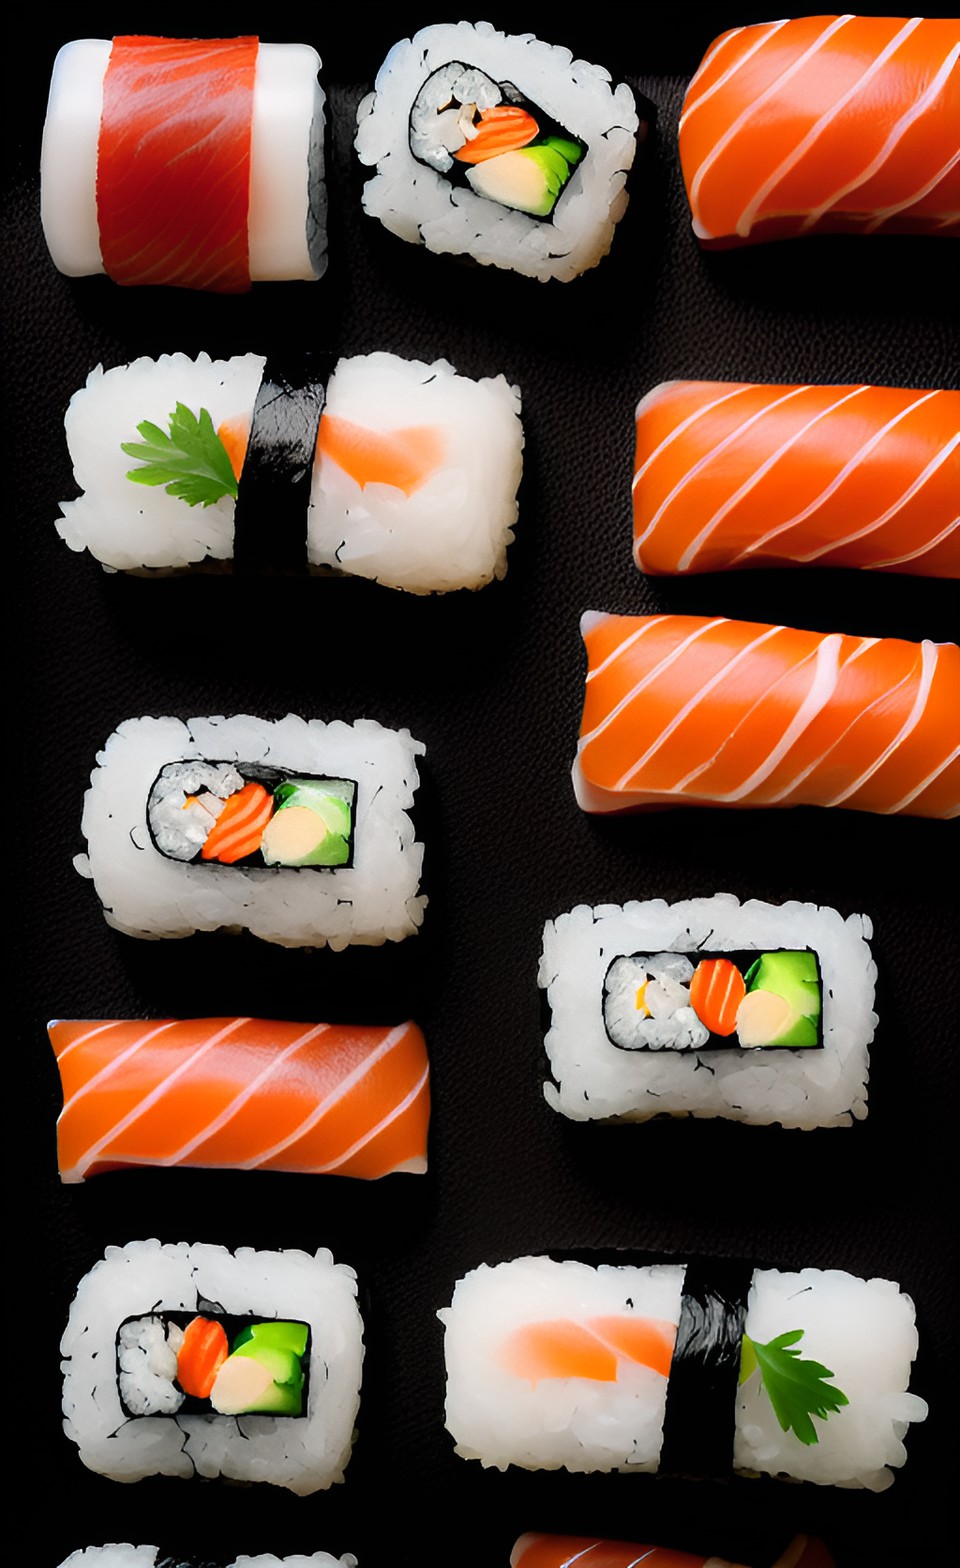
[744,950,821,1022]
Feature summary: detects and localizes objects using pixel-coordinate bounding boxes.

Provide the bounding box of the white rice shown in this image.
[355,20,639,281]
[58,1552,356,1567]
[56,352,523,588]
[41,41,326,283]
[76,714,426,949]
[61,1241,364,1495]
[539,895,876,1128]
[441,1256,927,1489]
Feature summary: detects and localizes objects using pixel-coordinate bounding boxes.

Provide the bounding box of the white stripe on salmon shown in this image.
[59,1020,181,1107]
[800,38,960,230]
[72,1019,248,1179]
[830,641,937,805]
[634,386,813,556]
[884,743,960,816]
[237,1020,413,1170]
[678,20,787,132]
[731,389,941,563]
[580,620,726,753]
[675,385,870,572]
[874,516,960,570]
[734,16,923,238]
[797,429,960,562]
[687,14,855,237]
[632,382,753,491]
[585,614,668,682]
[310,1060,430,1174]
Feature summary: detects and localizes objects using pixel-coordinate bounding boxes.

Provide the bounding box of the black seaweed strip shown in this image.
[233,351,333,574]
[659,1257,754,1479]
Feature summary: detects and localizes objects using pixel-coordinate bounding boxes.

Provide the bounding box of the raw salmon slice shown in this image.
[633,382,960,578]
[511,1533,749,1568]
[500,1314,677,1384]
[49,1016,430,1181]
[679,15,960,245]
[97,36,258,291]
[574,613,959,820]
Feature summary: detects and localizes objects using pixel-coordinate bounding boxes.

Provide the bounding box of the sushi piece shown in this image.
[61,1241,364,1493]
[633,381,960,577]
[355,20,643,281]
[679,15,960,246]
[539,896,875,1129]
[49,1016,431,1182]
[441,1255,927,1490]
[59,1552,356,1567]
[574,613,960,819]
[41,37,326,289]
[511,1531,834,1568]
[77,715,426,949]
[56,350,523,590]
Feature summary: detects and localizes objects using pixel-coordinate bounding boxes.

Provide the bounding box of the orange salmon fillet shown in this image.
[633,382,960,577]
[49,1017,430,1182]
[97,36,258,291]
[574,613,959,819]
[500,1315,677,1384]
[511,1534,733,1568]
[679,15,960,245]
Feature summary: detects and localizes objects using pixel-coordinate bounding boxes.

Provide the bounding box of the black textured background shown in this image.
[7,10,958,1567]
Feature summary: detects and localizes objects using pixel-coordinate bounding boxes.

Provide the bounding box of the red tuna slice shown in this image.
[97,35,258,292]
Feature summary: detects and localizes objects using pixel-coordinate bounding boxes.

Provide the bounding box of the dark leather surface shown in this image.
[8,11,958,1566]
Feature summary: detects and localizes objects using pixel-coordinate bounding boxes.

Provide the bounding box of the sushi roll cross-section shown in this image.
[355,20,642,281]
[41,37,326,288]
[61,1242,364,1493]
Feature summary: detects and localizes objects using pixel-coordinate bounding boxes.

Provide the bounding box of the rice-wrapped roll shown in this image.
[59,1554,357,1567]
[539,895,876,1128]
[355,20,643,281]
[41,37,326,289]
[77,714,426,949]
[61,1241,364,1493]
[56,351,523,590]
[441,1255,927,1490]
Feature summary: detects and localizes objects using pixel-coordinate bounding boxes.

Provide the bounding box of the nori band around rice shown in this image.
[232,350,333,574]
[659,1257,754,1479]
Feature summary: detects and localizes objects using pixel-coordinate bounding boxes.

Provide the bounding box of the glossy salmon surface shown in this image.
[97,36,257,290]
[49,1016,430,1181]
[574,613,959,819]
[511,1532,735,1568]
[679,15,960,245]
[633,382,960,577]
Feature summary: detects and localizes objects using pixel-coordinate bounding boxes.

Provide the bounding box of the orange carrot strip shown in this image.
[690,958,746,1036]
[177,1315,229,1397]
[452,105,540,164]
[201,782,273,863]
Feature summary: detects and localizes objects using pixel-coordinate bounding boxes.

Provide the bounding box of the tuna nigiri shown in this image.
[49,1016,430,1181]
[633,382,960,578]
[41,37,326,289]
[679,14,960,245]
[574,613,959,819]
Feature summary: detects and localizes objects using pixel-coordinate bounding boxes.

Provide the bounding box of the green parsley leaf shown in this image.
[122,403,239,508]
[740,1328,849,1446]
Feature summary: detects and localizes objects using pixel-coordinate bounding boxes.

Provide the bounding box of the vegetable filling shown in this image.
[117,1312,310,1418]
[147,761,356,869]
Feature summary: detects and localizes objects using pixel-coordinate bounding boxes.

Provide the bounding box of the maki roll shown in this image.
[441,1255,927,1489]
[539,896,875,1128]
[57,351,523,590]
[49,1016,431,1182]
[679,15,960,246]
[77,715,426,948]
[574,613,960,819]
[633,381,960,578]
[41,37,326,289]
[59,1555,356,1567]
[355,21,643,281]
[61,1242,364,1493]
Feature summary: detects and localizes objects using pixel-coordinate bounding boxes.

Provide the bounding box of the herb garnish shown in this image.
[122,404,238,508]
[740,1329,849,1446]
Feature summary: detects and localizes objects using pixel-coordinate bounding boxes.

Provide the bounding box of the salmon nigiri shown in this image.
[49,1016,430,1182]
[633,382,960,578]
[679,15,960,245]
[574,613,959,819]
[512,1531,836,1568]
